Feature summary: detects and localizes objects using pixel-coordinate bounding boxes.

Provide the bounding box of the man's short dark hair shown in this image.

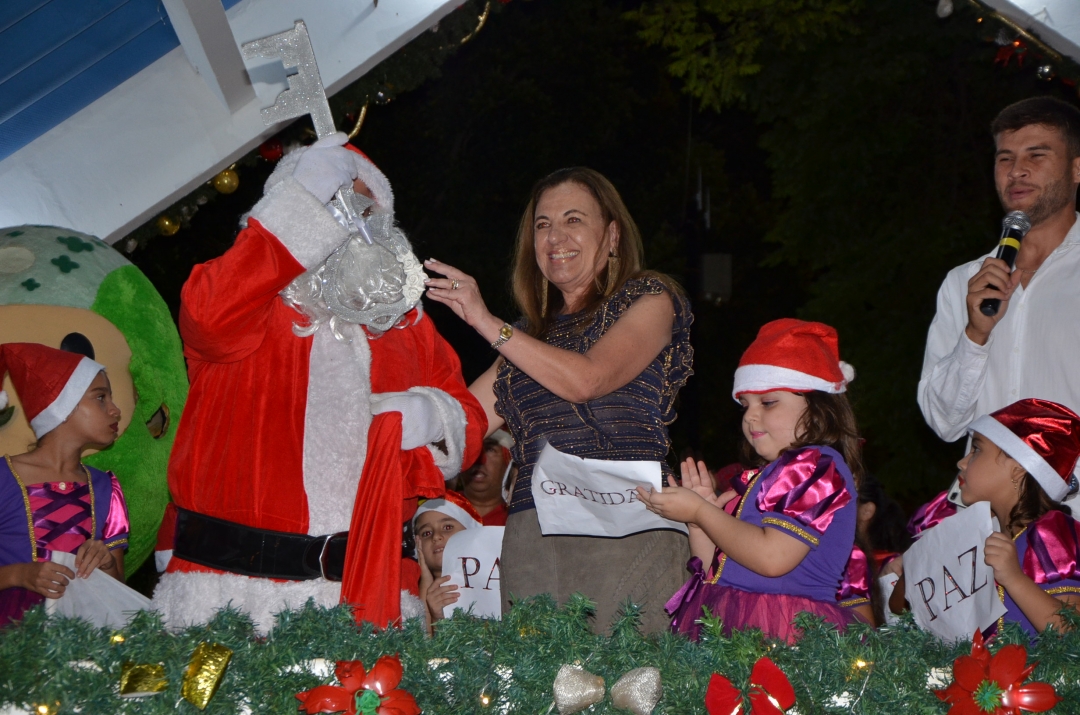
[991,96,1080,157]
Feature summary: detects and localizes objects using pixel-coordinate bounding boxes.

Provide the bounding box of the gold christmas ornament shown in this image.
[610,667,662,715]
[155,215,180,236]
[181,642,233,710]
[119,662,168,698]
[212,168,240,194]
[553,664,605,715]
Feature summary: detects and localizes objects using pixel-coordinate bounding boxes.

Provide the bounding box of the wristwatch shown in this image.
[490,323,514,349]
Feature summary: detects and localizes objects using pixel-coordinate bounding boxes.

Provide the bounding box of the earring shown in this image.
[605,252,620,294]
[1011,477,1021,492]
[540,278,549,318]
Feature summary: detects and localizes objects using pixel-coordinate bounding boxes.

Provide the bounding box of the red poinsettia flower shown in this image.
[296,655,421,715]
[705,657,796,715]
[935,631,1061,715]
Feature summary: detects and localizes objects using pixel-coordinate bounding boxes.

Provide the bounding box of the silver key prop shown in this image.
[241,21,369,241]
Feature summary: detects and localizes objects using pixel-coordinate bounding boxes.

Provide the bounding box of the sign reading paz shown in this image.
[903,501,1007,643]
[531,443,688,537]
[441,526,504,620]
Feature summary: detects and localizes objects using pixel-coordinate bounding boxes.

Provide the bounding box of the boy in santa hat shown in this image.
[0,343,130,625]
[413,491,485,630]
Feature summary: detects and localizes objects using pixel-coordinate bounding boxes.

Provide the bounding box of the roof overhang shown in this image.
[979,0,1080,63]
[0,0,459,244]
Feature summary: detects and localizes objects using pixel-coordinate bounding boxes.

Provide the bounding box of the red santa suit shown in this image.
[152,151,485,632]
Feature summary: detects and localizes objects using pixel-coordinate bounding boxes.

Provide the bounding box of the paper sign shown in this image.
[531,443,689,537]
[442,526,504,620]
[903,501,1007,643]
[45,551,153,628]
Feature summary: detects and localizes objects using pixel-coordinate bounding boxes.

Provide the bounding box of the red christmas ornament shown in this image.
[259,137,284,162]
[994,40,1028,67]
[705,657,796,715]
[295,655,420,715]
[934,631,1061,715]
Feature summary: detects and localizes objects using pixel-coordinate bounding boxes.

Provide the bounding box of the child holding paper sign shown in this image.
[0,343,129,626]
[891,399,1080,636]
[638,319,862,642]
[414,492,484,631]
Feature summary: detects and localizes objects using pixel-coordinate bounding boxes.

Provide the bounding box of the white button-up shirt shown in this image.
[918,213,1080,442]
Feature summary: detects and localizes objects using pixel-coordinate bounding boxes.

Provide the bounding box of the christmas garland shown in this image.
[2,596,1079,714]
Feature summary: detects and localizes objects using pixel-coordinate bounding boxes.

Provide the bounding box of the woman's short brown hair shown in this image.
[739,390,865,487]
[510,167,647,337]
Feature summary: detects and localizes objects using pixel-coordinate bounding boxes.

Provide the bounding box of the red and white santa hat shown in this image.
[265,132,394,213]
[732,318,855,401]
[413,490,484,531]
[969,398,1080,502]
[0,342,106,439]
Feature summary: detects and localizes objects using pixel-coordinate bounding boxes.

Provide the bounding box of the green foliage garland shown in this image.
[3,597,1080,714]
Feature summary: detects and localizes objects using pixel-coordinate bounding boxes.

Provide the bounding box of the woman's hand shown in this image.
[74,539,116,579]
[635,485,709,525]
[423,260,497,331]
[425,575,460,623]
[677,458,719,506]
[20,561,76,599]
[984,532,1023,588]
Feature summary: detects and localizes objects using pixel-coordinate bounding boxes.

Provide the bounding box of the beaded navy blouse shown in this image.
[494,275,694,514]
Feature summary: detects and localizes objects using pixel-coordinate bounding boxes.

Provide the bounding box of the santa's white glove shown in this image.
[370,391,445,451]
[292,132,356,204]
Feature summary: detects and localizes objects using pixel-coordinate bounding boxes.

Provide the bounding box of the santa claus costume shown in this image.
[152,135,485,632]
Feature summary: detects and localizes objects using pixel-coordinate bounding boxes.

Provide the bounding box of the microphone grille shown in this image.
[1003,210,1031,235]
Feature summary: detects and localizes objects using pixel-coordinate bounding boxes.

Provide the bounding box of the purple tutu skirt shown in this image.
[666,557,858,644]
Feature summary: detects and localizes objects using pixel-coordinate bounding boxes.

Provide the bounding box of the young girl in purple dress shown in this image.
[0,343,130,626]
[638,319,863,642]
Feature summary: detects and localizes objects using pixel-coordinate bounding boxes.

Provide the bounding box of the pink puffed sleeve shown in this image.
[1023,511,1080,593]
[755,447,852,548]
[837,545,871,608]
[102,473,130,551]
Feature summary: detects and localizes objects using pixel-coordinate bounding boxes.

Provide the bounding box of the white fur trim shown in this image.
[303,322,373,535]
[400,590,426,621]
[152,570,342,635]
[490,428,515,450]
[970,415,1069,501]
[249,177,350,269]
[0,390,7,411]
[154,549,173,574]
[731,363,847,401]
[414,499,482,530]
[30,356,104,438]
[407,386,469,480]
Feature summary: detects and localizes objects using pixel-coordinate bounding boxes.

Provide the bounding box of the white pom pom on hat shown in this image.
[732,318,855,401]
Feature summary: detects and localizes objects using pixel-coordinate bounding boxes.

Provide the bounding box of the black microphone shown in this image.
[980,210,1031,317]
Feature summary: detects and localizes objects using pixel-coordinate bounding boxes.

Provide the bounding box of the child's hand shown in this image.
[984,532,1022,588]
[21,561,75,599]
[677,458,719,505]
[635,485,708,524]
[74,539,115,578]
[418,551,434,596]
[425,575,459,623]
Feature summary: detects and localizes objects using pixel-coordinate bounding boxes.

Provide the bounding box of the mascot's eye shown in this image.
[0,405,14,429]
[146,404,170,439]
[59,332,96,360]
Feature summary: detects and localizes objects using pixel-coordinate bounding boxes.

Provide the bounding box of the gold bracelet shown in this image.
[490,323,514,349]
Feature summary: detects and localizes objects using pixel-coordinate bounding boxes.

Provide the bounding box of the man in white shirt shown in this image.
[919,97,1080,452]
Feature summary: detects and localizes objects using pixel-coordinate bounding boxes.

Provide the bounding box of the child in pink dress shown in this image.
[639,319,863,642]
[0,343,130,626]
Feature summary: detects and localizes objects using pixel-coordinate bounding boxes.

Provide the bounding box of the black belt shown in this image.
[173,508,348,581]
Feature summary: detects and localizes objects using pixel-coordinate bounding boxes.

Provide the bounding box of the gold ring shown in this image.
[451,279,460,290]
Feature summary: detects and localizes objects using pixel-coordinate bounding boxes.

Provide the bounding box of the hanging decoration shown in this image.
[552,664,605,715]
[118,662,168,698]
[181,641,234,710]
[705,657,796,715]
[609,667,663,715]
[155,215,180,237]
[295,655,420,715]
[211,168,240,195]
[934,631,1060,715]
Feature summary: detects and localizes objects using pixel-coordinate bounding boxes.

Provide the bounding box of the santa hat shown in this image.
[732,318,856,401]
[265,133,394,213]
[413,490,483,531]
[969,398,1080,502]
[488,429,515,451]
[0,342,105,438]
